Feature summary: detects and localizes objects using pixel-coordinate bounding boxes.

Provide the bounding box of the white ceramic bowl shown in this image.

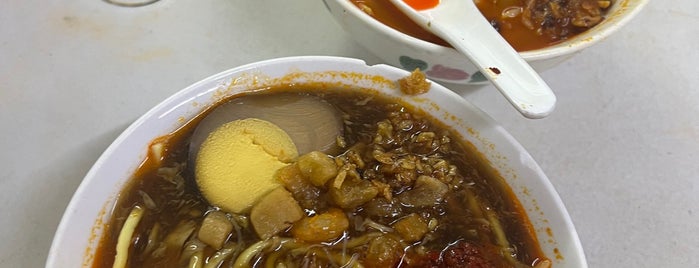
[323,0,648,85]
[46,56,587,267]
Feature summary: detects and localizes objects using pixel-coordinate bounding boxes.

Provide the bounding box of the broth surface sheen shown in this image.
[351,0,611,51]
[92,86,549,268]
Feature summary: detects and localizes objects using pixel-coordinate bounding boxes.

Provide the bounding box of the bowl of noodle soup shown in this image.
[47,56,586,268]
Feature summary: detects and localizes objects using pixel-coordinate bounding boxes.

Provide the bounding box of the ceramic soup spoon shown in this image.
[389,0,556,119]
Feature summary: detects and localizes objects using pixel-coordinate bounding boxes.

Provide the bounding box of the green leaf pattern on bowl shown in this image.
[469,71,487,83]
[399,56,428,71]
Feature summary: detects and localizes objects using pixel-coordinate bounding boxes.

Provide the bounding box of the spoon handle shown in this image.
[389,0,556,119]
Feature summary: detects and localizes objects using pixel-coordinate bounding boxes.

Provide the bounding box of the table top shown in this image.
[1,0,697,267]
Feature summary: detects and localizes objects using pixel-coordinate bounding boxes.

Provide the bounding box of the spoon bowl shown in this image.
[387,0,556,118]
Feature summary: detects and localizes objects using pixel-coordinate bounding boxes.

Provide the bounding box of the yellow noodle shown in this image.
[113,206,144,268]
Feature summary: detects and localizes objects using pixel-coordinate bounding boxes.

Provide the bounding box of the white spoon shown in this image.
[388,0,556,119]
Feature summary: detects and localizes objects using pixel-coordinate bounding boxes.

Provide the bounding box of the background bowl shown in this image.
[46,56,586,267]
[323,0,648,85]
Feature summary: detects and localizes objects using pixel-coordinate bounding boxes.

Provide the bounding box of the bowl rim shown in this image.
[328,0,649,60]
[46,56,587,268]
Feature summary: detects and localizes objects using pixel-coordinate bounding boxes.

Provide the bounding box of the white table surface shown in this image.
[1,0,697,267]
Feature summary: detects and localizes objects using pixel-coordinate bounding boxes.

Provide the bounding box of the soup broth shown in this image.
[92,86,549,267]
[351,0,612,51]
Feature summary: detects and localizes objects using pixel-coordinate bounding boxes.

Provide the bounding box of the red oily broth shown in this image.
[351,0,612,51]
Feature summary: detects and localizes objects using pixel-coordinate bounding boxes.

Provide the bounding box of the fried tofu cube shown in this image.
[198,211,233,249]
